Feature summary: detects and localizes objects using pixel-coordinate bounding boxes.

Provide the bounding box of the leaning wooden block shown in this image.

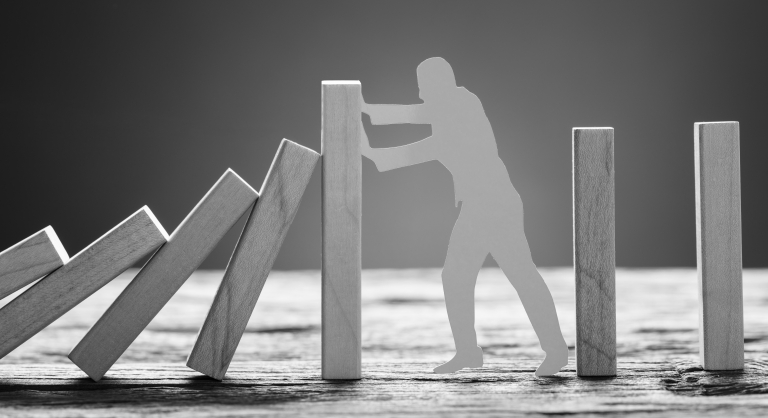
[0,207,168,359]
[0,226,69,300]
[69,169,258,381]
[573,127,616,377]
[187,139,319,380]
[695,121,743,371]
[321,81,362,380]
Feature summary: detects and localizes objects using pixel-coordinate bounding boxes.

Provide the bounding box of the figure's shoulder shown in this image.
[456,86,473,97]
[456,87,481,104]
[455,87,485,112]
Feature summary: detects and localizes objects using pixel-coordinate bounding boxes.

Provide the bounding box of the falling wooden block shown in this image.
[695,121,743,371]
[186,139,319,380]
[0,207,168,359]
[321,81,362,380]
[69,169,258,381]
[573,127,616,377]
[0,226,69,301]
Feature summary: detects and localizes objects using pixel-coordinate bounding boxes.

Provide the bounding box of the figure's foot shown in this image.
[433,346,484,373]
[534,342,568,376]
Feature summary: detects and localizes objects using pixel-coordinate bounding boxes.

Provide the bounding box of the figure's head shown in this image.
[417,57,456,101]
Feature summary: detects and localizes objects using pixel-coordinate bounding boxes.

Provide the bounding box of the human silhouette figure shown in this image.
[361,57,568,376]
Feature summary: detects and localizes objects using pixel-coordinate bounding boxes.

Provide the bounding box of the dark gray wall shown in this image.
[2,1,767,269]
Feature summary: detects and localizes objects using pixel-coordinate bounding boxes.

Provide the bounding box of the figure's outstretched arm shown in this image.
[361,122,439,172]
[362,103,429,125]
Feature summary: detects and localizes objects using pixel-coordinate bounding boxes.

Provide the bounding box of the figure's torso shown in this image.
[427,88,516,204]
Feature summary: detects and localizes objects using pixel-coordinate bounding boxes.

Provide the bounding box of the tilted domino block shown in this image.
[69,169,258,381]
[695,121,743,371]
[573,127,616,377]
[187,139,319,380]
[0,226,69,301]
[0,207,168,359]
[321,81,362,380]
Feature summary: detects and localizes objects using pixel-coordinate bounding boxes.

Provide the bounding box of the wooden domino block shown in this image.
[68,169,258,381]
[573,127,616,377]
[321,81,362,380]
[0,226,69,300]
[0,207,168,359]
[186,139,319,380]
[695,121,743,371]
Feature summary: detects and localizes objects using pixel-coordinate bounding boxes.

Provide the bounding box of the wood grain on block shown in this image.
[321,81,362,380]
[0,226,69,301]
[695,121,743,371]
[187,139,319,380]
[0,207,168,359]
[573,127,616,377]
[69,169,258,381]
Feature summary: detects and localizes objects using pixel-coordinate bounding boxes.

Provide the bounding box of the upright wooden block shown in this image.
[695,121,743,371]
[186,139,319,380]
[573,127,616,377]
[0,207,168,359]
[321,81,362,380]
[0,226,69,300]
[69,169,258,381]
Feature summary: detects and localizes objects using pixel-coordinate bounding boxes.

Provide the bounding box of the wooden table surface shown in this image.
[1,268,767,417]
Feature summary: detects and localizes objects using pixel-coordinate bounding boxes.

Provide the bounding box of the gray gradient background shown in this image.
[2,0,766,269]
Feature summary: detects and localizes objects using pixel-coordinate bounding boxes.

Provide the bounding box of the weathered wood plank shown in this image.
[694,121,743,371]
[0,207,168,359]
[573,127,616,377]
[0,268,767,416]
[0,226,69,301]
[68,169,258,381]
[187,139,319,380]
[321,81,362,380]
[2,359,768,417]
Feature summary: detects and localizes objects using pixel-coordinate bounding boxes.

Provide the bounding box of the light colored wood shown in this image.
[0,226,69,300]
[573,127,616,377]
[321,80,362,380]
[694,121,743,371]
[186,139,319,380]
[68,169,258,381]
[0,207,167,359]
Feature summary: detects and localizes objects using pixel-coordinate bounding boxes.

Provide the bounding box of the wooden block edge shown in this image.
[42,226,70,264]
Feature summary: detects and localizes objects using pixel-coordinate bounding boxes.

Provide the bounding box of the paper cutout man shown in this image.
[361,57,568,376]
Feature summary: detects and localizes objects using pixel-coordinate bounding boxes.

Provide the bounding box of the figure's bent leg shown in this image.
[434,218,488,373]
[492,240,568,376]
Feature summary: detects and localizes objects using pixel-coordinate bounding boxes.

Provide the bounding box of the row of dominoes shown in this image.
[0,81,744,381]
[0,138,319,381]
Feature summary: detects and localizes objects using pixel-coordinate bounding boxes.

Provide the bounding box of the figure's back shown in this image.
[430,87,513,203]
